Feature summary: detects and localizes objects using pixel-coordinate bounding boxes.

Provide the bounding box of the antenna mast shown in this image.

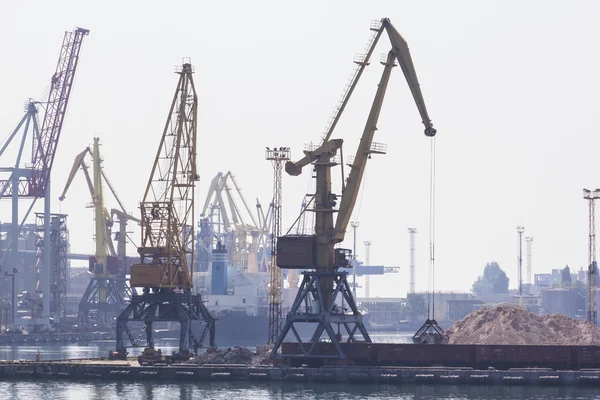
[266,147,290,344]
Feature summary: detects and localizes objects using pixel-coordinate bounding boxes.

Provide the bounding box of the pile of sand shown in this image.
[191,346,265,366]
[446,303,600,345]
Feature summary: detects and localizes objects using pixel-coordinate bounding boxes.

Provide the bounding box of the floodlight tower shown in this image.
[517,226,525,299]
[266,146,290,344]
[408,228,417,294]
[525,237,533,288]
[583,188,600,326]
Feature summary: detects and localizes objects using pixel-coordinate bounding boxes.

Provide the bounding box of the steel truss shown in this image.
[78,277,124,324]
[116,291,215,354]
[271,271,371,359]
[34,212,68,321]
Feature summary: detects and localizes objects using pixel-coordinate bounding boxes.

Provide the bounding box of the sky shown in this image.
[0,0,599,298]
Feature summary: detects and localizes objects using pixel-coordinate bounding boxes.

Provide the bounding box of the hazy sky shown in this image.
[0,0,599,298]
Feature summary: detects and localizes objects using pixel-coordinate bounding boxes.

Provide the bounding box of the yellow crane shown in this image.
[59,137,139,324]
[115,61,215,357]
[271,18,437,359]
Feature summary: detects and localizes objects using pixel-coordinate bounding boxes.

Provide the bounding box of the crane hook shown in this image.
[424,127,437,137]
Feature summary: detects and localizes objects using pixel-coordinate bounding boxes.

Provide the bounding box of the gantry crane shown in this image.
[271,18,437,360]
[59,137,140,325]
[115,61,215,358]
[0,27,89,326]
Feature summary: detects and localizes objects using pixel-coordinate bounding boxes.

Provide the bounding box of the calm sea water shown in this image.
[1,381,599,400]
[0,333,597,399]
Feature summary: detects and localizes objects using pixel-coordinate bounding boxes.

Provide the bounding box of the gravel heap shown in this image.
[446,303,600,345]
[190,346,266,366]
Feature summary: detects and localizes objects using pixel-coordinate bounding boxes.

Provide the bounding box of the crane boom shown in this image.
[381,19,436,137]
[130,62,198,290]
[58,148,91,200]
[229,173,259,228]
[31,28,89,196]
[0,27,89,198]
[333,51,394,241]
[321,23,385,144]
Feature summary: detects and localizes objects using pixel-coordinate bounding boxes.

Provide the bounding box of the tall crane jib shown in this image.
[270,18,437,360]
[0,27,90,198]
[130,63,199,290]
[115,61,215,357]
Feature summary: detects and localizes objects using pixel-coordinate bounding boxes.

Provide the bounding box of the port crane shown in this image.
[59,137,140,325]
[271,18,437,359]
[200,171,265,272]
[0,27,89,326]
[115,61,215,358]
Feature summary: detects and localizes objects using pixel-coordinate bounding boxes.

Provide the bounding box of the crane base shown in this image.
[270,271,371,360]
[115,290,215,354]
[78,277,125,325]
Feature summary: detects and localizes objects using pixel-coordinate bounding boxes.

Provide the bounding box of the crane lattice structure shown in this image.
[525,237,533,287]
[408,228,417,294]
[0,27,89,325]
[266,147,290,344]
[271,18,437,360]
[59,137,140,325]
[116,60,215,356]
[584,189,599,326]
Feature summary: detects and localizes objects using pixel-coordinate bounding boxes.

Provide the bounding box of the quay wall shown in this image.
[1,361,600,386]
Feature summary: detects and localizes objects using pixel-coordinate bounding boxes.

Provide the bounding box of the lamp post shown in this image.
[351,221,359,298]
[517,226,525,302]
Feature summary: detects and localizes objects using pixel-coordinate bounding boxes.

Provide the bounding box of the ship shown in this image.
[187,171,374,346]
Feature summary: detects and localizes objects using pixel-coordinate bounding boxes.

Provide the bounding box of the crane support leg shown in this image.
[78,277,124,324]
[270,271,371,360]
[115,290,215,354]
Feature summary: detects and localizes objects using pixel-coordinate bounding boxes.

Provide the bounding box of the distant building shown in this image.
[415,291,472,323]
[358,297,405,325]
[541,288,578,318]
[512,295,540,313]
[472,293,514,306]
[446,299,483,321]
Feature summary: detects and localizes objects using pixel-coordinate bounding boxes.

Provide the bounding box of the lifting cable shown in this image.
[427,136,437,320]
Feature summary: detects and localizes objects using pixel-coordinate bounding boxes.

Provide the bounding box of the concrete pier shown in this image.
[1,360,600,386]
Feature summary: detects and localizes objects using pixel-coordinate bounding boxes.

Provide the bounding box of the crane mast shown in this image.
[116,61,215,357]
[271,18,437,360]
